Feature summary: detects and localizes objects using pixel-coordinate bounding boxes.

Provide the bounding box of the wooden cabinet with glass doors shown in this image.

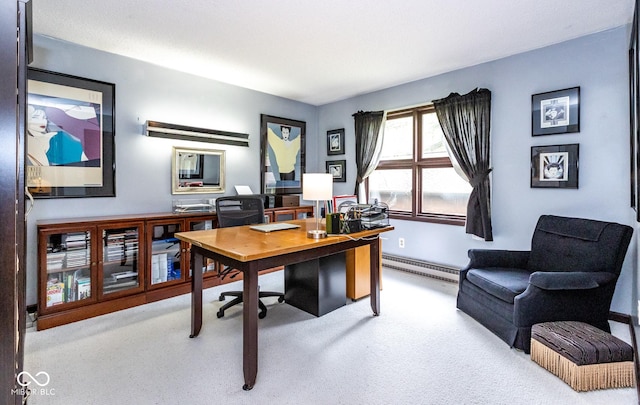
[99,222,145,298]
[39,226,96,313]
[37,207,313,330]
[266,206,313,222]
[37,219,145,330]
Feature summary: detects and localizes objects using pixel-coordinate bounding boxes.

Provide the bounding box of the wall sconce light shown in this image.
[302,173,333,239]
[145,120,249,147]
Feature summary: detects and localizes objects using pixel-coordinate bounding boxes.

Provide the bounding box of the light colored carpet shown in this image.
[24,268,635,405]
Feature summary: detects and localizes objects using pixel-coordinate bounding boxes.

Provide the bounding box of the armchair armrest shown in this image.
[528,271,616,291]
[464,249,530,270]
[514,271,617,328]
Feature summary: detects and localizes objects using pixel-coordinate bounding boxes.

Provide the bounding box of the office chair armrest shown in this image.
[219,265,240,280]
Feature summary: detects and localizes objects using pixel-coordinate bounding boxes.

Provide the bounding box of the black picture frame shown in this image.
[260,114,305,195]
[326,128,345,155]
[326,160,346,183]
[531,87,580,136]
[26,68,116,198]
[530,144,579,189]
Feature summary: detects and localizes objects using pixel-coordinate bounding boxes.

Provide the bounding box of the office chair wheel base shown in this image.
[278,296,285,303]
[258,309,267,319]
[217,309,224,318]
[219,294,226,301]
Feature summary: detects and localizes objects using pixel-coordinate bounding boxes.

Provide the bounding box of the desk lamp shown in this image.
[302,173,333,239]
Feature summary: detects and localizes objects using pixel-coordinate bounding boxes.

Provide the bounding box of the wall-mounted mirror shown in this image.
[172,146,225,194]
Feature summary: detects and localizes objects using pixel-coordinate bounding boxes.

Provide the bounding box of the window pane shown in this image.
[421,168,471,215]
[368,169,412,212]
[380,116,413,160]
[421,113,448,158]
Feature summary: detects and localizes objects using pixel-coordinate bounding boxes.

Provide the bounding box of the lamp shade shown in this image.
[302,173,333,200]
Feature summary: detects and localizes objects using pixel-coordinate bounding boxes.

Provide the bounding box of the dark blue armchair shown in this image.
[457,215,633,353]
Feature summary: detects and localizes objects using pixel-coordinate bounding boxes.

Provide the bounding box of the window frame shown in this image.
[367,105,467,226]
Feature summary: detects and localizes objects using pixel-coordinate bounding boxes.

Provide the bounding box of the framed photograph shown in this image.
[531,87,580,136]
[332,194,357,213]
[327,128,345,155]
[26,68,116,198]
[530,144,579,189]
[260,114,305,195]
[326,160,346,182]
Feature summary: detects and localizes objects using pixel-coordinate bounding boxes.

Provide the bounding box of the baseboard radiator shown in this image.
[381,254,459,283]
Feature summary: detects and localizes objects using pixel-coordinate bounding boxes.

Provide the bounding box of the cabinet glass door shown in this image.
[273,209,296,222]
[44,230,93,308]
[187,217,217,277]
[149,221,183,286]
[296,208,312,219]
[101,224,143,296]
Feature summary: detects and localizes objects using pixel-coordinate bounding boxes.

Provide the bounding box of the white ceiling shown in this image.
[32,0,635,106]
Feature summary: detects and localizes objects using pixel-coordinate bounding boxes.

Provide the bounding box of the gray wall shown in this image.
[29,26,638,316]
[318,26,638,315]
[27,35,320,305]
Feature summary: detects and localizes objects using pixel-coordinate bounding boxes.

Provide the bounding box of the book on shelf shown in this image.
[111,271,138,280]
[46,281,65,306]
[66,274,74,302]
[76,277,91,300]
[103,279,138,291]
[104,230,139,263]
[159,253,168,282]
[151,254,159,283]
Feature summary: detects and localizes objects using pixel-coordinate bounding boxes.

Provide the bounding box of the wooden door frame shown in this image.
[1,2,27,404]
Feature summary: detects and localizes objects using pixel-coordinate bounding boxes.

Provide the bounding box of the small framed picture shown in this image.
[530,144,579,188]
[326,128,345,155]
[326,159,346,182]
[332,194,357,213]
[531,87,580,136]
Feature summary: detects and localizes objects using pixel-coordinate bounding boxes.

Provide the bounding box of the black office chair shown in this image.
[215,195,284,319]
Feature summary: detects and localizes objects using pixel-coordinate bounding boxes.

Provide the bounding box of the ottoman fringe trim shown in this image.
[531,339,635,391]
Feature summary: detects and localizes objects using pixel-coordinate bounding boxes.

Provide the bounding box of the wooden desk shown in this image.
[175,218,393,390]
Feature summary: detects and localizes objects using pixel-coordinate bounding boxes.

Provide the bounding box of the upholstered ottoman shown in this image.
[530,321,635,391]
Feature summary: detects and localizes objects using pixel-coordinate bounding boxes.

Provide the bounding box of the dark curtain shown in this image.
[433,88,493,241]
[352,110,385,200]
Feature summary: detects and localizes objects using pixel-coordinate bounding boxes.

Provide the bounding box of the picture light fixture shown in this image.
[145,120,249,147]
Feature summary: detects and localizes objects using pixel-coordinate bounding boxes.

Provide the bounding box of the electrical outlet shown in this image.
[398,238,405,248]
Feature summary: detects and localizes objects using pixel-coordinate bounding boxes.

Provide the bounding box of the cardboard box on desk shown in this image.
[275,195,299,207]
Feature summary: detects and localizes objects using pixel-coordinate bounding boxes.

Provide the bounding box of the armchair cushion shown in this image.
[466,268,531,304]
[529,271,616,291]
[528,216,624,273]
[466,249,530,270]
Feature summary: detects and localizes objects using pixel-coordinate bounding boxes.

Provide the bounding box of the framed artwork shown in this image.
[332,194,357,213]
[327,128,345,155]
[26,68,116,198]
[326,159,346,182]
[530,144,579,189]
[531,87,580,136]
[260,114,305,195]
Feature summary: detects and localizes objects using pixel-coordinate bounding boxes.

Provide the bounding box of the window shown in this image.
[367,105,472,225]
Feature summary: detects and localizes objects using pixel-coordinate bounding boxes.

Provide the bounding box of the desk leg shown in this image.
[370,237,380,316]
[242,264,259,390]
[190,250,203,338]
